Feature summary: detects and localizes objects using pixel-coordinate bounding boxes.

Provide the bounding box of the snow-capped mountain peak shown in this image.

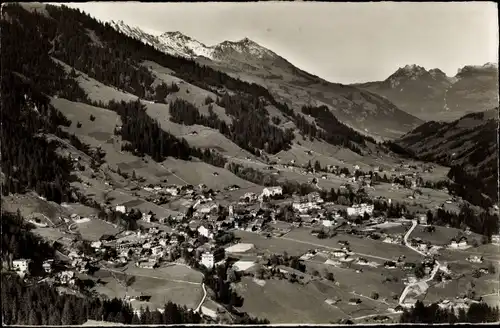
[109,20,275,61]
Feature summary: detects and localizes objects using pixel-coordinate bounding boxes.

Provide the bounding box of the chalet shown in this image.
[141,213,152,223]
[383,236,395,244]
[115,205,126,213]
[348,298,362,305]
[450,237,467,249]
[384,261,397,269]
[403,262,416,270]
[479,268,490,274]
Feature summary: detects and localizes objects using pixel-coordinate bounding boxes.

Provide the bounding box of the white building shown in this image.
[450,237,467,249]
[197,203,218,214]
[200,252,214,269]
[13,259,31,277]
[91,241,102,249]
[347,203,374,217]
[164,187,179,196]
[259,186,283,200]
[467,255,483,263]
[322,220,334,227]
[333,251,346,258]
[491,235,500,245]
[198,225,214,239]
[142,213,152,223]
[115,205,126,213]
[292,202,321,213]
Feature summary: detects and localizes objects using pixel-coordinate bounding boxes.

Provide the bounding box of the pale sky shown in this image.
[64,1,498,84]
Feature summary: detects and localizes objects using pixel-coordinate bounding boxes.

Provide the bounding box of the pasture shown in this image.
[233,277,348,323]
[282,227,424,262]
[305,261,405,305]
[93,268,203,311]
[411,225,483,247]
[75,219,121,241]
[234,230,314,256]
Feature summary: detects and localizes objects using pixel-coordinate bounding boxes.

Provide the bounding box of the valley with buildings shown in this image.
[1,2,499,326]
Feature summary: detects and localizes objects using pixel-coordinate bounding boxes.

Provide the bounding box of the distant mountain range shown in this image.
[354,63,498,122]
[111,20,423,140]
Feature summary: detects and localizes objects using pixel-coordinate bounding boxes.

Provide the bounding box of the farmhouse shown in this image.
[449,237,468,249]
[467,255,483,264]
[348,298,362,305]
[164,187,179,196]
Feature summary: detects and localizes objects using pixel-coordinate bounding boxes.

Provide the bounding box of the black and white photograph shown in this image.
[1,1,499,325]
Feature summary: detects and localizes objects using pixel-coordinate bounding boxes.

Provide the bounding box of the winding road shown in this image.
[398,220,441,305]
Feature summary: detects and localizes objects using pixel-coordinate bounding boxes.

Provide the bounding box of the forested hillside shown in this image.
[5,4,378,155]
[388,109,499,208]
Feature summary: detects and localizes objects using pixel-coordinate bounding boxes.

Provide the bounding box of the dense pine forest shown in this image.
[169,97,295,155]
[1,211,56,276]
[1,273,203,325]
[399,300,499,323]
[301,104,376,153]
[1,72,78,203]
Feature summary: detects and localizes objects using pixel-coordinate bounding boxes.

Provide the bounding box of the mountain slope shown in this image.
[392,108,499,206]
[110,21,423,140]
[355,63,498,122]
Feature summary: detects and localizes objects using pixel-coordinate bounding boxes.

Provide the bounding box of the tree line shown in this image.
[1,272,202,325]
[399,300,499,323]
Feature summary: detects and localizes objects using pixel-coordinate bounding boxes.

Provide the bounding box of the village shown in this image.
[9,156,499,323]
